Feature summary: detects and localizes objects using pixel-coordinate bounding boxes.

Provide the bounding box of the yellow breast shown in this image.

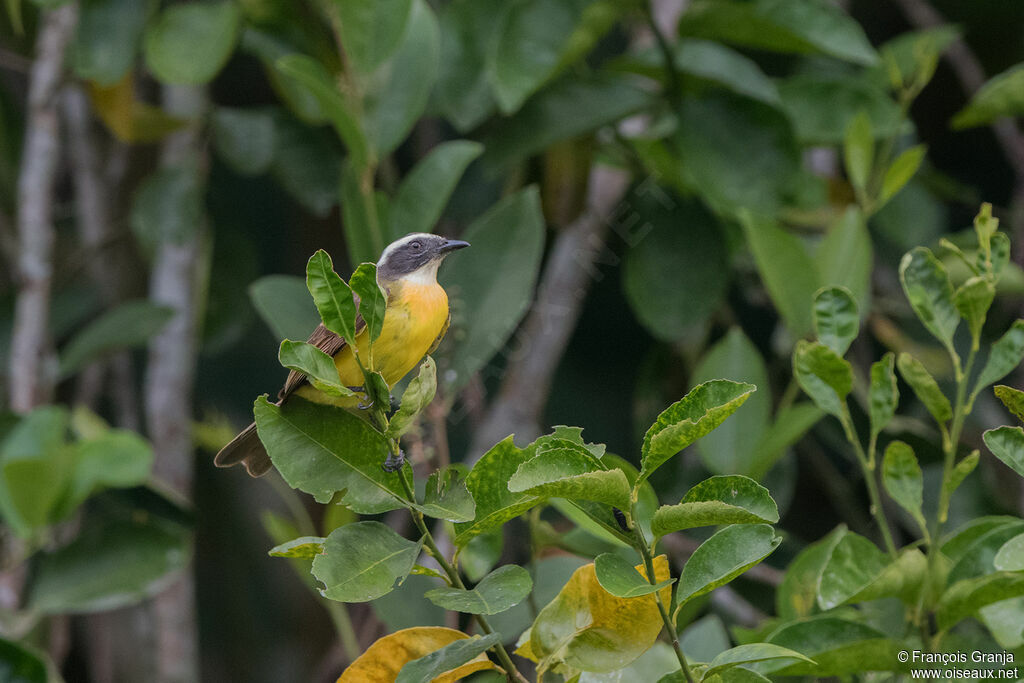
[294,279,449,407]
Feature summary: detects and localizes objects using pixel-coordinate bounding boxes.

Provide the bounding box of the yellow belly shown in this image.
[294,281,448,408]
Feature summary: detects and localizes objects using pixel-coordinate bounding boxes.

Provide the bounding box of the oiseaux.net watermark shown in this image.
[899,650,1020,679]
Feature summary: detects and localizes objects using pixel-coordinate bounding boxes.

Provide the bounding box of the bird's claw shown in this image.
[382,449,406,472]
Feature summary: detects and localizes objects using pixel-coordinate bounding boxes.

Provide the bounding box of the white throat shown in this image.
[397,259,442,285]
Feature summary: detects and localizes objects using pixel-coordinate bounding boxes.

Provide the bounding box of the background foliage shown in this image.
[2,0,1024,681]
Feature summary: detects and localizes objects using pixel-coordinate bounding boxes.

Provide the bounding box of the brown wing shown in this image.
[278,317,366,400]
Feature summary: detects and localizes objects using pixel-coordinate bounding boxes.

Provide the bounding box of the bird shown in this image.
[214,233,469,477]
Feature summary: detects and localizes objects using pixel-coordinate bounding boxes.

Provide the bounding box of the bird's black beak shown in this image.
[439,239,470,253]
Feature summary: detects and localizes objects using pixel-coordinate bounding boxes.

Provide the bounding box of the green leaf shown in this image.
[130,164,202,252]
[792,340,853,418]
[58,300,174,378]
[425,564,531,615]
[269,114,341,217]
[994,385,1024,423]
[268,536,325,559]
[640,380,757,483]
[881,441,925,530]
[253,396,405,512]
[897,353,952,424]
[816,530,888,610]
[277,340,353,397]
[994,532,1024,572]
[775,526,844,619]
[482,73,651,169]
[349,263,387,345]
[580,642,680,683]
[750,403,824,479]
[777,74,903,145]
[417,466,475,523]
[943,450,980,506]
[743,214,820,337]
[56,429,154,518]
[249,274,320,341]
[983,426,1024,478]
[524,556,672,674]
[143,1,241,85]
[817,207,873,314]
[869,352,899,439]
[623,199,730,343]
[305,249,357,341]
[273,55,368,171]
[651,475,778,536]
[936,571,1024,631]
[843,110,874,197]
[330,0,412,76]
[26,493,190,613]
[973,320,1024,396]
[899,246,959,351]
[672,92,800,214]
[313,521,421,603]
[0,407,71,538]
[73,0,155,85]
[674,524,781,607]
[0,636,48,683]
[387,140,483,242]
[594,553,675,598]
[703,644,814,678]
[813,286,859,357]
[210,106,276,175]
[433,0,499,131]
[955,276,997,343]
[395,633,501,683]
[677,0,879,65]
[974,202,999,266]
[879,144,927,207]
[760,617,900,676]
[492,0,619,113]
[454,437,539,546]
[953,63,1024,129]
[438,187,544,392]
[363,0,440,156]
[690,329,770,475]
[461,529,503,583]
[339,159,385,266]
[508,442,631,510]
[875,26,959,92]
[387,357,437,439]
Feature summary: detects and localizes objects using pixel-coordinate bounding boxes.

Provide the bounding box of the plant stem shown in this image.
[397,470,528,682]
[840,404,898,557]
[936,346,977,533]
[631,505,695,683]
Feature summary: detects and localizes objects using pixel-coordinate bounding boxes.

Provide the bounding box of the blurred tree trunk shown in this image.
[143,83,209,683]
[0,0,77,630]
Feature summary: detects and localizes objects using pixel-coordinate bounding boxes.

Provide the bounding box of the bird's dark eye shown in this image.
[410,241,422,250]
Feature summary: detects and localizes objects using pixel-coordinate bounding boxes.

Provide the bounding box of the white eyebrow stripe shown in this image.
[376,232,435,267]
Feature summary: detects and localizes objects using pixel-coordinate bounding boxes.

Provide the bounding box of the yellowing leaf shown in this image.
[338,627,496,683]
[88,76,186,143]
[521,555,672,675]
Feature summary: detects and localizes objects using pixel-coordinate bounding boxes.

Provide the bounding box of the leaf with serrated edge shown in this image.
[640,380,756,482]
[509,447,631,510]
[954,276,995,343]
[416,466,475,523]
[453,437,538,546]
[652,475,778,536]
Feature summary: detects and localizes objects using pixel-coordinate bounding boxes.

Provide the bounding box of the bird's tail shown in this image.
[214,422,272,477]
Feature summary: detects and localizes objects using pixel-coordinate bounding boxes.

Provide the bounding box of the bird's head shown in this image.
[376,233,470,284]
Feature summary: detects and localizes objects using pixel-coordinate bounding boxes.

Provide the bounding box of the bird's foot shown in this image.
[382,449,406,472]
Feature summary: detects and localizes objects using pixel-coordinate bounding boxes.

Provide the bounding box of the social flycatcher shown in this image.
[214,233,469,476]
